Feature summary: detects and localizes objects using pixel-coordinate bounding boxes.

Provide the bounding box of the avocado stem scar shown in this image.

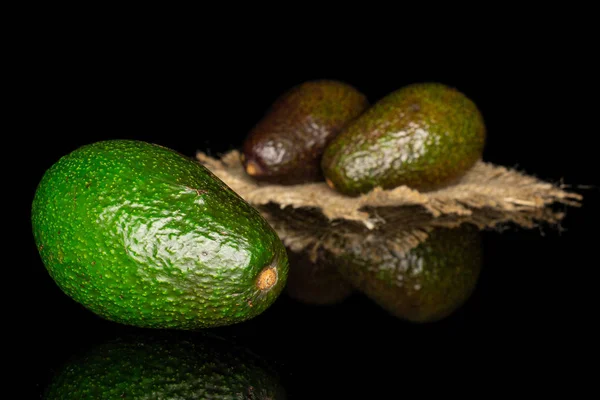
[256,266,277,291]
[245,161,262,176]
[325,178,335,190]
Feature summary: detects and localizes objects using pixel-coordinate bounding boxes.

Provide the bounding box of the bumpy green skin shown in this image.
[334,226,482,322]
[285,248,353,305]
[322,82,486,195]
[242,80,369,185]
[31,140,288,329]
[44,334,286,399]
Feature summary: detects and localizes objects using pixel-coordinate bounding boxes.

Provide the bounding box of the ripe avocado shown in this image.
[44,333,286,399]
[334,225,482,323]
[321,82,486,195]
[242,80,369,185]
[285,248,354,305]
[31,140,289,329]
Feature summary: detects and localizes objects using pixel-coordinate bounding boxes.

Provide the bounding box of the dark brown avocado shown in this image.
[242,80,369,185]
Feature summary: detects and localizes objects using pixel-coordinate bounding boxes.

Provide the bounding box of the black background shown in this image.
[17,21,598,398]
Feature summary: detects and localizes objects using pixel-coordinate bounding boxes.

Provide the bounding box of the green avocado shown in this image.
[334,225,482,323]
[321,82,486,195]
[242,80,369,185]
[44,333,286,399]
[285,248,354,305]
[31,140,288,329]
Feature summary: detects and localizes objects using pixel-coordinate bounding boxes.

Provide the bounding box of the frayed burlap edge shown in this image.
[196,150,583,260]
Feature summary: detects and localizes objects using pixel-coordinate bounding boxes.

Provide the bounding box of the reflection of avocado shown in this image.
[44,333,286,399]
[335,225,482,322]
[285,248,354,305]
[242,80,368,185]
[31,140,288,329]
[322,82,486,195]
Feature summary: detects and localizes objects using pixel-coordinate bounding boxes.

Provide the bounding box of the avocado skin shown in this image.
[334,226,482,323]
[31,140,289,329]
[321,82,486,195]
[285,248,353,305]
[242,80,369,185]
[44,333,286,399]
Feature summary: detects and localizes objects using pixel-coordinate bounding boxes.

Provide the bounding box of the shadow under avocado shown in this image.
[44,331,286,400]
[285,248,354,306]
[334,224,483,323]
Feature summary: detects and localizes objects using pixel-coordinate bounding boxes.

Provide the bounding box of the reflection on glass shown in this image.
[285,248,354,305]
[44,332,286,399]
[335,224,483,322]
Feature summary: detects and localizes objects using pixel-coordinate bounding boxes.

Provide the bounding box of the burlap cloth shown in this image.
[196,150,583,261]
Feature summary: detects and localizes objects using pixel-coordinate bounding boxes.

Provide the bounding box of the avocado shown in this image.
[334,225,482,323]
[31,139,289,329]
[44,333,286,399]
[285,248,354,305]
[242,80,369,185]
[321,82,486,195]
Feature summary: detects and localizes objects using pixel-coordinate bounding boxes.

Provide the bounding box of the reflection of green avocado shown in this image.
[322,82,486,195]
[285,248,354,305]
[335,225,483,322]
[44,333,286,399]
[242,80,369,185]
[31,140,288,329]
